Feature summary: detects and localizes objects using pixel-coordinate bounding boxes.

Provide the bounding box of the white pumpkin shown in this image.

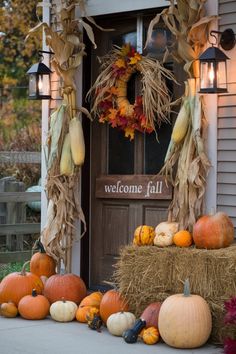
[154,221,178,247]
[50,299,78,322]
[107,311,136,336]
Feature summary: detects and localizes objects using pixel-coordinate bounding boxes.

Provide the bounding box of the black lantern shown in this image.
[199,46,229,94]
[27,51,52,100]
[199,29,236,94]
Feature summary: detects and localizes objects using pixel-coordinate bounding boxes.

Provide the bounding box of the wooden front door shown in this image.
[87,10,183,289]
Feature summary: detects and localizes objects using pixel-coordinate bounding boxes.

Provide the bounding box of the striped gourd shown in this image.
[69,117,85,166]
[60,133,74,176]
[171,98,190,144]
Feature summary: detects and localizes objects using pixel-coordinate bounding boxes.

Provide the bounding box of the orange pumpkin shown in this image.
[193,212,234,249]
[18,289,50,320]
[142,327,159,345]
[133,225,155,246]
[43,273,87,304]
[0,301,18,318]
[79,291,103,308]
[30,240,56,278]
[99,289,129,324]
[0,262,44,305]
[141,302,161,329]
[173,230,193,247]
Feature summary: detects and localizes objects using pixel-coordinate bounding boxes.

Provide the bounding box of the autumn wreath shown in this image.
[89,44,176,139]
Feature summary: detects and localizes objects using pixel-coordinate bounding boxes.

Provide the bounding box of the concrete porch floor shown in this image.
[0,316,222,354]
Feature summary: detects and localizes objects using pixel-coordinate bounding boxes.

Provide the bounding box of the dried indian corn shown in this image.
[171,98,190,144]
[69,116,85,166]
[60,133,74,176]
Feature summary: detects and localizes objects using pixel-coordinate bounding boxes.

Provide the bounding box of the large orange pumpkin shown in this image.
[30,240,56,278]
[43,273,87,304]
[0,262,43,305]
[99,289,129,324]
[141,302,162,329]
[18,289,50,320]
[193,212,234,249]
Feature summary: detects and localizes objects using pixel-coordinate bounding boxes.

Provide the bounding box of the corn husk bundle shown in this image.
[89,44,177,139]
[26,1,112,270]
[145,0,216,230]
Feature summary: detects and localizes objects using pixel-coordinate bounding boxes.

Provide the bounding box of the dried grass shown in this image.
[113,244,236,344]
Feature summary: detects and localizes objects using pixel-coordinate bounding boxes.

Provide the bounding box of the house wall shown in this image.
[217,0,236,231]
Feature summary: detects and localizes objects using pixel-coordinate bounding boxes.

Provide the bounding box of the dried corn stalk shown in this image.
[145,0,216,230]
[27,0,112,271]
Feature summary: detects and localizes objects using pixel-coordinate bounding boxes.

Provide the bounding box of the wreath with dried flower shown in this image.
[89,44,176,140]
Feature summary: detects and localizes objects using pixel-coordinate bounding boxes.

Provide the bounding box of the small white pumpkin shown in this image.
[107,311,136,336]
[50,299,77,322]
[154,221,178,247]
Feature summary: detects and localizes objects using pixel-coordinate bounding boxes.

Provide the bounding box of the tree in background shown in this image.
[0,0,41,87]
[0,0,42,184]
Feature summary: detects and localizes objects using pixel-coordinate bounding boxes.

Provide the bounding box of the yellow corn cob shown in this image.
[60,133,74,176]
[69,117,85,166]
[171,98,190,144]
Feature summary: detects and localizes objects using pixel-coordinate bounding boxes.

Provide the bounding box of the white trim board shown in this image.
[76,0,168,17]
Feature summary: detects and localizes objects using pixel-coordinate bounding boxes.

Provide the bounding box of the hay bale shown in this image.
[113,244,236,344]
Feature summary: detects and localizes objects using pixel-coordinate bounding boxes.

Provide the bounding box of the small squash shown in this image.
[154,221,178,247]
[0,301,18,318]
[107,311,136,336]
[76,306,98,323]
[50,299,78,322]
[173,230,193,247]
[142,327,159,345]
[123,319,146,343]
[158,279,212,349]
[18,289,50,320]
[79,291,103,308]
[99,289,129,324]
[133,225,155,246]
[87,314,103,331]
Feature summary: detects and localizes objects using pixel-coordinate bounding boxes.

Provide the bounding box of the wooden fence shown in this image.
[0,151,41,263]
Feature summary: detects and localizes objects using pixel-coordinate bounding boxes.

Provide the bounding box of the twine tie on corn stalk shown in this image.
[26,0,113,272]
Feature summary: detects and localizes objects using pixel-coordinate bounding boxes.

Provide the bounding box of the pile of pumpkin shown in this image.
[133,211,235,249]
[0,240,213,348]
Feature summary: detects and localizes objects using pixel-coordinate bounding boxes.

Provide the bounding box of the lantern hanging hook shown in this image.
[209,30,218,46]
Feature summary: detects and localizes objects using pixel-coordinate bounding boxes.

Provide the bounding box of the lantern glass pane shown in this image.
[38,74,50,96]
[200,62,215,89]
[217,61,227,90]
[29,74,37,97]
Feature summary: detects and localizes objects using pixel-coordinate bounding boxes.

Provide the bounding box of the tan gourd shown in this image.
[107,311,136,336]
[69,117,85,166]
[158,280,212,349]
[154,221,178,247]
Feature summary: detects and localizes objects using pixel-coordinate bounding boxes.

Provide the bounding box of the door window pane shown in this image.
[108,127,134,174]
[108,29,137,175]
[144,122,172,174]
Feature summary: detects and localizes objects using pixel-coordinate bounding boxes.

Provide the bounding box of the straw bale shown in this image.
[113,244,236,344]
